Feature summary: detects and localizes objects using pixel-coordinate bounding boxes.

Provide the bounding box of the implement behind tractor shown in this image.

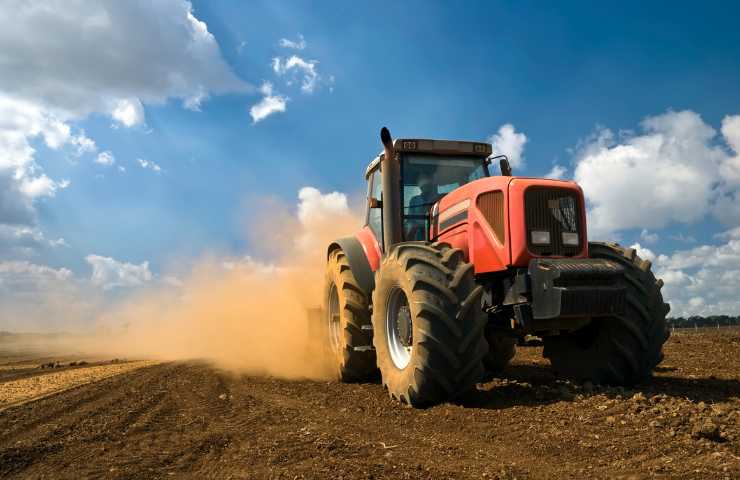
[320,127,669,407]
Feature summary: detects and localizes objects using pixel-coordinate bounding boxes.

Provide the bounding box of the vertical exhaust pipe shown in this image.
[380,127,403,249]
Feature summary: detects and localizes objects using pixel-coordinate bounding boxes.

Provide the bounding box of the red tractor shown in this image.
[322,127,669,407]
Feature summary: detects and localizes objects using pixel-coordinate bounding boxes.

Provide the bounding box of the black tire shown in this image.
[483,333,516,374]
[543,242,670,385]
[371,242,488,407]
[324,248,377,382]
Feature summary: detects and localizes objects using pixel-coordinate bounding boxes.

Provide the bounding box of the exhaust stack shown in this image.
[380,127,403,249]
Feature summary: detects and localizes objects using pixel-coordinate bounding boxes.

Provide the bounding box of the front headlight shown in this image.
[562,232,579,246]
[531,230,551,245]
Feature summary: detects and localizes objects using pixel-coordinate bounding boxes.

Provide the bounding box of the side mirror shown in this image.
[487,154,512,176]
[368,197,382,208]
[499,158,512,176]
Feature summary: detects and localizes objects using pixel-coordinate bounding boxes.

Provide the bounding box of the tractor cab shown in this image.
[365,139,496,247]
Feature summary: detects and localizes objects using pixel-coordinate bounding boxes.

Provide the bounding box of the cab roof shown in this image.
[364,138,493,178]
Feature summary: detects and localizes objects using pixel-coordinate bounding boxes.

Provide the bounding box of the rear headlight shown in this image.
[562,232,579,246]
[531,230,551,245]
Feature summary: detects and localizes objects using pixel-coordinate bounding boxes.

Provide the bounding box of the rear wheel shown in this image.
[324,249,376,382]
[543,242,670,385]
[372,242,488,407]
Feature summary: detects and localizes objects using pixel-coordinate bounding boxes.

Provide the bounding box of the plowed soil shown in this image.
[1,329,738,479]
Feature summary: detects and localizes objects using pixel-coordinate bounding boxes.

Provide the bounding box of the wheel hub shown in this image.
[386,287,413,369]
[396,305,413,347]
[328,283,341,352]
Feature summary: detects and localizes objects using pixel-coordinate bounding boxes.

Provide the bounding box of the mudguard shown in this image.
[327,236,375,295]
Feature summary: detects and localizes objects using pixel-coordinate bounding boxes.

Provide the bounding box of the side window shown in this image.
[368,168,382,243]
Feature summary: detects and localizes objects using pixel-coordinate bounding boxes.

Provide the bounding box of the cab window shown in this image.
[402,154,487,240]
[367,167,382,243]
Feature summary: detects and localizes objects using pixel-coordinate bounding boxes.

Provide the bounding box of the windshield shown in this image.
[402,154,488,240]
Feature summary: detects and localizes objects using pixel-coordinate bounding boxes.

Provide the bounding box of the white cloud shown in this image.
[111,98,145,127]
[296,186,350,226]
[669,233,696,243]
[137,158,162,173]
[48,237,69,248]
[712,115,740,225]
[279,34,306,50]
[569,110,740,315]
[0,225,46,258]
[95,151,115,166]
[86,254,153,290]
[21,175,60,198]
[0,1,248,121]
[0,174,36,228]
[182,87,209,112]
[272,55,320,93]
[249,82,287,124]
[713,191,740,226]
[545,164,567,179]
[292,186,356,255]
[630,242,656,262]
[640,229,659,244]
[573,110,728,237]
[71,132,96,155]
[652,229,740,316]
[0,1,247,260]
[719,115,740,186]
[0,260,73,289]
[0,95,81,231]
[0,95,80,169]
[488,124,527,169]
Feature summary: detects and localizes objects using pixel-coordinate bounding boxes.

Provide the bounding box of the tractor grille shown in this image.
[477,191,505,244]
[560,287,626,317]
[525,187,582,256]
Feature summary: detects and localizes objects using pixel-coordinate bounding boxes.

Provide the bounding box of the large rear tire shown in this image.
[324,249,377,382]
[543,242,670,385]
[372,242,488,407]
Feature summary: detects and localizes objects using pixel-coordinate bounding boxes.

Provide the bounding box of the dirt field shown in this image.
[0,329,738,479]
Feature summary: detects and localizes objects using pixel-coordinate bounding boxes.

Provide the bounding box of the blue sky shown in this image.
[2,0,740,328]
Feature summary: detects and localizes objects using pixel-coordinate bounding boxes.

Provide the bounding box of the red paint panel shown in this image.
[508,178,589,267]
[438,225,468,258]
[435,177,512,273]
[356,226,382,271]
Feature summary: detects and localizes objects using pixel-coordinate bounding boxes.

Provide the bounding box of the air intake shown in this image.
[477,191,505,244]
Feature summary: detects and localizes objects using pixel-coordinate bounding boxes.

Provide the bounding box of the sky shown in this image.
[1,0,740,330]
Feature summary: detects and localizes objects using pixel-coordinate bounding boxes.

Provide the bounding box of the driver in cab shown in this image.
[406,173,439,240]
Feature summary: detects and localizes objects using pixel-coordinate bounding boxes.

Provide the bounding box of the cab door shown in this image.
[358,166,383,271]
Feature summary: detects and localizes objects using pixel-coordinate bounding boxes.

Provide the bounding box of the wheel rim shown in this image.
[386,287,413,369]
[328,283,341,352]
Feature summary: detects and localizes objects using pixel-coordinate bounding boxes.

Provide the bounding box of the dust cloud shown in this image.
[85,188,363,380]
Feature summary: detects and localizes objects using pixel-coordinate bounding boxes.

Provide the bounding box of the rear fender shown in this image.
[327,235,375,295]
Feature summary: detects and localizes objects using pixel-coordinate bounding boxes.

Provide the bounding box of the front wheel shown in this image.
[543,242,670,385]
[372,242,488,407]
